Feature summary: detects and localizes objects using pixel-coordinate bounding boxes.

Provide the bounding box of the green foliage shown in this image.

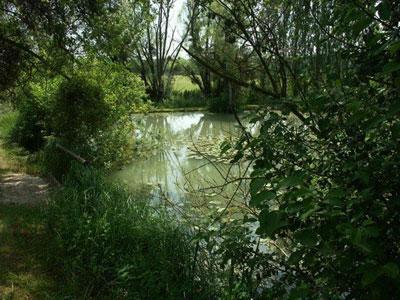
[45,164,208,299]
[0,38,23,92]
[187,0,400,297]
[52,60,147,145]
[83,60,148,116]
[172,75,200,92]
[50,62,146,174]
[231,1,400,297]
[9,60,148,176]
[244,87,400,297]
[207,86,247,113]
[172,59,192,76]
[43,162,273,299]
[52,75,108,143]
[192,217,273,299]
[10,85,55,151]
[162,90,206,109]
[207,95,231,113]
[0,106,18,140]
[0,0,147,91]
[2,0,400,298]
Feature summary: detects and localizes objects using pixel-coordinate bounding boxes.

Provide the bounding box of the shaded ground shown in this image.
[0,110,78,299]
[0,177,77,299]
[1,205,58,299]
[0,173,49,205]
[0,202,83,300]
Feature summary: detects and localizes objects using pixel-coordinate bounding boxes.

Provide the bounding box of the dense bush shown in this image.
[10,83,56,151]
[207,95,231,113]
[240,86,400,298]
[229,4,400,297]
[44,164,270,299]
[52,75,108,143]
[163,90,206,109]
[10,60,148,176]
[45,164,211,299]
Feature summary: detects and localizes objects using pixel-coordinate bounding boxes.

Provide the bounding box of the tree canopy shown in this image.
[1,0,399,298]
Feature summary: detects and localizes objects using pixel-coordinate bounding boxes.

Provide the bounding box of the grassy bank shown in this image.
[0,105,213,299]
[149,105,260,113]
[0,107,78,299]
[44,165,213,299]
[150,106,208,113]
[172,75,199,92]
[0,105,262,299]
[0,204,80,299]
[0,107,41,175]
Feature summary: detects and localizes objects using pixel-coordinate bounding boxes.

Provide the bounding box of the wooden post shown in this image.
[55,144,89,165]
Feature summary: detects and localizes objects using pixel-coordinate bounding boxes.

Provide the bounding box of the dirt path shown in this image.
[0,173,49,205]
[0,110,76,298]
[0,132,50,205]
[0,171,71,299]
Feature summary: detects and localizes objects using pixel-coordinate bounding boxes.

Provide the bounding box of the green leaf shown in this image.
[279,173,304,189]
[362,269,381,286]
[220,141,231,154]
[249,178,265,197]
[250,190,276,207]
[325,188,345,206]
[289,282,311,298]
[286,201,304,214]
[383,61,400,74]
[352,17,372,36]
[349,227,378,253]
[377,1,391,21]
[300,205,319,221]
[388,40,400,55]
[257,210,288,237]
[382,263,400,279]
[391,123,400,139]
[287,250,303,266]
[346,100,362,112]
[363,226,380,238]
[294,229,319,247]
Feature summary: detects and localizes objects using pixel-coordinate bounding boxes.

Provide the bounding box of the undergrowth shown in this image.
[161,90,207,109]
[0,107,42,174]
[45,164,213,299]
[0,204,80,299]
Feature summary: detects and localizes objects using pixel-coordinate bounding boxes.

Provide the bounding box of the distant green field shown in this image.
[172,75,199,92]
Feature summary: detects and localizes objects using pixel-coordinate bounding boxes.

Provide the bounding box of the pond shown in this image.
[113,112,253,210]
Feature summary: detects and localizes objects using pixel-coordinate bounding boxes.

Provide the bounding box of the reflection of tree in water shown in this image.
[117,112,251,214]
[135,113,238,150]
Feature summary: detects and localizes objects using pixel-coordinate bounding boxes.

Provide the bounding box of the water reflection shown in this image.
[166,113,204,133]
[114,112,247,205]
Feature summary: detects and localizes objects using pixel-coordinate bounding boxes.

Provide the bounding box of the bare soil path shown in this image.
[0,172,49,205]
[0,118,70,299]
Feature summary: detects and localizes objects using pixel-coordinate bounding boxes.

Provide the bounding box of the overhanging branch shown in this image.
[181,45,320,135]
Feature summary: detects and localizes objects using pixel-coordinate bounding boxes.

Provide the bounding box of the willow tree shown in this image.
[184,0,255,110]
[0,0,147,100]
[134,0,187,102]
[184,0,213,97]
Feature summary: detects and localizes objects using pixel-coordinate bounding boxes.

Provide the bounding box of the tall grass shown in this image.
[0,107,18,140]
[172,75,199,92]
[159,76,206,109]
[162,90,207,109]
[0,106,42,174]
[45,164,213,299]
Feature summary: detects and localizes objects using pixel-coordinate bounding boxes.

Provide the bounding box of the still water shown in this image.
[113,112,251,207]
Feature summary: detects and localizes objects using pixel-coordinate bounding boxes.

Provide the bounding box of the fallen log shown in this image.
[55,143,89,165]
